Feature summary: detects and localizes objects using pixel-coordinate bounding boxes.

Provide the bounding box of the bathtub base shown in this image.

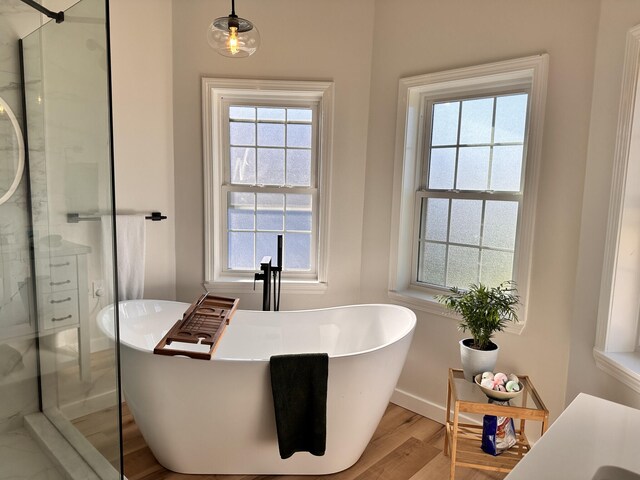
[156,449,360,476]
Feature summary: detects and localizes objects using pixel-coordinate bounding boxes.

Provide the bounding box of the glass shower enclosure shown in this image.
[0,0,121,477]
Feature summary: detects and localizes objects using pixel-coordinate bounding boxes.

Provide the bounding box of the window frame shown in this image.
[221,99,319,277]
[202,78,334,291]
[594,24,640,393]
[411,90,530,291]
[388,55,549,330]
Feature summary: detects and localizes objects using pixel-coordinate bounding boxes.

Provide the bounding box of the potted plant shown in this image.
[437,281,520,382]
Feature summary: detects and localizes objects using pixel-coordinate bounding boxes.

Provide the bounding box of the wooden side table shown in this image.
[444,368,549,480]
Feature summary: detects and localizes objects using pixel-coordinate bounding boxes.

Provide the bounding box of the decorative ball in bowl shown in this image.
[474,372,523,401]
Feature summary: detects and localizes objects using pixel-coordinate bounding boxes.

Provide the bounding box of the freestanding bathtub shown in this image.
[97,300,416,475]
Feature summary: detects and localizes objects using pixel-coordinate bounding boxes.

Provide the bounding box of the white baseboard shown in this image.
[391,388,480,426]
[54,337,112,354]
[90,337,111,353]
[60,389,118,421]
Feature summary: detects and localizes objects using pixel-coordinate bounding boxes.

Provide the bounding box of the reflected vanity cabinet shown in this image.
[36,240,91,380]
[0,246,35,340]
[36,240,90,331]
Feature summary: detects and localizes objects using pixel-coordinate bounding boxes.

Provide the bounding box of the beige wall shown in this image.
[110,0,176,301]
[172,0,375,309]
[566,0,640,409]
[361,0,601,421]
[115,0,640,421]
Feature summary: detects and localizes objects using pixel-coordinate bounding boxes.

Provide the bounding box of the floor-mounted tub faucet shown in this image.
[253,235,283,312]
[272,235,282,311]
[254,257,271,311]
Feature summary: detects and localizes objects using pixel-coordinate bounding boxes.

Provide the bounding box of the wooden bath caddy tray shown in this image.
[153,294,239,360]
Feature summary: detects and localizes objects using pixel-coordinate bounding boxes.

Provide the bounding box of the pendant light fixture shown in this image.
[207,0,260,58]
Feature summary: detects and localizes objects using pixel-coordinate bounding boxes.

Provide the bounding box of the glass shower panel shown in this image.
[22,0,121,476]
[0,21,39,440]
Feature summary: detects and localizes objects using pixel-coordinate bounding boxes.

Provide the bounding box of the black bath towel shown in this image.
[269,353,329,459]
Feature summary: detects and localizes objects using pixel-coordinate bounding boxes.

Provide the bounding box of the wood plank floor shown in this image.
[118,403,506,480]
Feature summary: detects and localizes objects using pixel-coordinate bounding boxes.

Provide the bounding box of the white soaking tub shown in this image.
[97,300,416,475]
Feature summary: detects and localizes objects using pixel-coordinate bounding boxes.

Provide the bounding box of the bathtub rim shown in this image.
[97,299,417,362]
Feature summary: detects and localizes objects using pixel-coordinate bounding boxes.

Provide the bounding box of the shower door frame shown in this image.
[18,0,123,477]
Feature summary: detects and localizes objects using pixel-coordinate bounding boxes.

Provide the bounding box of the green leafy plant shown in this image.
[436,281,520,351]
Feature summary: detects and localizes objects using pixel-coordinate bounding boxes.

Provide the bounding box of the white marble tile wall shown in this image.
[0,2,40,436]
[0,340,38,434]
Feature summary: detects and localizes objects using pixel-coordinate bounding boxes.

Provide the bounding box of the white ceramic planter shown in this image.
[459,339,499,382]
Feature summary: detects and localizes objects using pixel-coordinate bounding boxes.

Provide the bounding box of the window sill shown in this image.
[204,279,328,295]
[388,287,525,335]
[593,348,640,395]
[388,288,449,316]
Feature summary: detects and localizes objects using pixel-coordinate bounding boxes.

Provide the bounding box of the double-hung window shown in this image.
[390,56,548,326]
[418,93,528,288]
[203,79,333,288]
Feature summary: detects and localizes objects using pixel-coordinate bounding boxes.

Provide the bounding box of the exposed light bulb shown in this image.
[207,0,260,58]
[0,105,4,114]
[37,96,42,104]
[227,26,240,55]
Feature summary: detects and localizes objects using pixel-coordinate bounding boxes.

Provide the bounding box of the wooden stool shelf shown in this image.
[444,368,549,479]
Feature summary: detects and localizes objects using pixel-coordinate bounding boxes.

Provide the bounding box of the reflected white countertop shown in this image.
[505,393,640,479]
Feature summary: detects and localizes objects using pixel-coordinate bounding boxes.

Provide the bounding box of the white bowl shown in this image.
[474,374,523,401]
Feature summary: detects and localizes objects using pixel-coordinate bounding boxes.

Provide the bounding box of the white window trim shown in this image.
[388,55,549,332]
[594,25,640,394]
[202,78,334,292]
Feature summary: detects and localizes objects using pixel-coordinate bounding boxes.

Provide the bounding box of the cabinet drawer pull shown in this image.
[51,314,72,322]
[49,262,70,268]
[49,280,71,286]
[50,297,71,304]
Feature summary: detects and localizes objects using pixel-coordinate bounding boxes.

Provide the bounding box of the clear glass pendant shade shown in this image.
[207,15,260,58]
